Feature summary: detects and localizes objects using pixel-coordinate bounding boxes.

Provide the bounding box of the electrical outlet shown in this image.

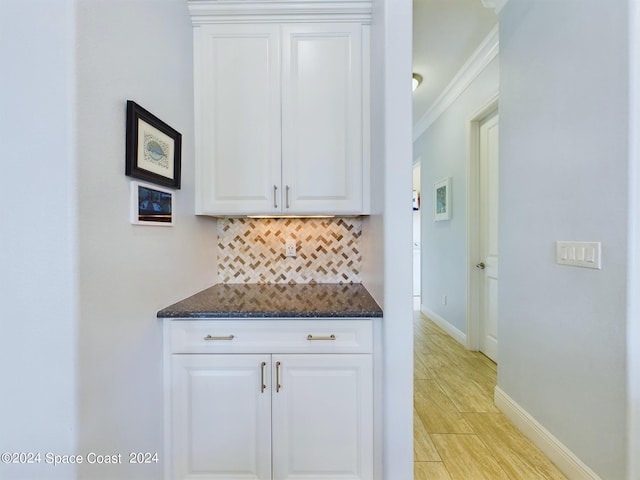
[285,240,296,258]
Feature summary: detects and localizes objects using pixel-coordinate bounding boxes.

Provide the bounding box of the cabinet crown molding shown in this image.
[187,0,372,24]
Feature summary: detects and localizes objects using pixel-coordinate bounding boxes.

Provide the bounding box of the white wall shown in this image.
[0,1,78,479]
[414,56,499,335]
[75,1,217,478]
[499,1,628,478]
[361,0,414,478]
[628,2,640,478]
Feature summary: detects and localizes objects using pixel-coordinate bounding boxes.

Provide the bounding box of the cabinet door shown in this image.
[196,24,282,215]
[171,354,272,480]
[271,354,373,480]
[281,24,363,214]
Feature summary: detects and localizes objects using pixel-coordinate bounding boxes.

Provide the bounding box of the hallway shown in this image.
[413,312,567,479]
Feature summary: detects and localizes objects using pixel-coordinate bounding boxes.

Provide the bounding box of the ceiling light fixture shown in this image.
[412,73,422,92]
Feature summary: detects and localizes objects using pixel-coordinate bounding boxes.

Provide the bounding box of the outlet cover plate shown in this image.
[285,240,296,258]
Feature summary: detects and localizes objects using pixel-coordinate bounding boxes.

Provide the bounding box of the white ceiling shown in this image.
[412,0,498,125]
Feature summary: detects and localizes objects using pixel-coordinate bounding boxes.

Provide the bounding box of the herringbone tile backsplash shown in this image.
[217,217,362,284]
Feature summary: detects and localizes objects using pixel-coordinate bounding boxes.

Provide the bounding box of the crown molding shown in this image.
[412,24,499,142]
[187,0,372,24]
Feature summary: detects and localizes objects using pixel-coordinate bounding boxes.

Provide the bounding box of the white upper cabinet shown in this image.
[195,24,282,215]
[281,24,363,214]
[190,1,371,216]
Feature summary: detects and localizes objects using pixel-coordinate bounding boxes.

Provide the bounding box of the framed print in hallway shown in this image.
[125,100,182,189]
[434,177,451,221]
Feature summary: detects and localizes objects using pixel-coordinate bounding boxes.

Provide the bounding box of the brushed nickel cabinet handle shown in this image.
[260,362,267,393]
[273,185,278,208]
[203,334,235,341]
[307,334,336,341]
[276,361,282,392]
[286,185,290,209]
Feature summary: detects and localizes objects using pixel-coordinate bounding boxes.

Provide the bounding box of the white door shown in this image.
[271,354,373,480]
[477,111,499,362]
[171,354,272,480]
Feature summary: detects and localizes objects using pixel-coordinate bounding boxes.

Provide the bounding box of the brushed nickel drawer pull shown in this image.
[260,362,267,393]
[203,334,235,341]
[276,361,282,393]
[307,334,336,341]
[286,185,290,209]
[273,185,278,208]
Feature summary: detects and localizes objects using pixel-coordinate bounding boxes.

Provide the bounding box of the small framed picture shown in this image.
[125,100,181,189]
[130,181,174,226]
[434,177,451,221]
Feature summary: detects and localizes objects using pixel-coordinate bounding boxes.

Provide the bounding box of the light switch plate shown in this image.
[556,241,601,269]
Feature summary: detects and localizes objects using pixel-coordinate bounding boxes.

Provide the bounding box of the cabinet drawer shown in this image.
[169,319,373,354]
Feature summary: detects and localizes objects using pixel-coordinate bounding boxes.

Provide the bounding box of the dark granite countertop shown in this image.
[157,283,383,319]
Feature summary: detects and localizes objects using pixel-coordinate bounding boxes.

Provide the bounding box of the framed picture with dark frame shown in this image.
[130,181,174,226]
[126,100,181,189]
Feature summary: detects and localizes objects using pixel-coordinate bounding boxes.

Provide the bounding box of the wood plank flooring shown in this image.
[414,311,568,480]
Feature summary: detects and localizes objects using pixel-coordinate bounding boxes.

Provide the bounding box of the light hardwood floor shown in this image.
[414,311,568,480]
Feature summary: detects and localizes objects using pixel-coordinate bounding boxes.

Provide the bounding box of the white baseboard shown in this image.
[419,306,467,346]
[494,387,601,480]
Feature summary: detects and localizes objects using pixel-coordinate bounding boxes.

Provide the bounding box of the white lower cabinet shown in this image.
[167,320,374,480]
[171,354,272,479]
[272,354,373,480]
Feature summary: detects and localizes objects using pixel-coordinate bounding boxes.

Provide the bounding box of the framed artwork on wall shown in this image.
[130,181,174,226]
[434,177,451,221]
[125,100,182,189]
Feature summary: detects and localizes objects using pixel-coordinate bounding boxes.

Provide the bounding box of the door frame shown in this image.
[466,93,499,352]
[412,157,422,303]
